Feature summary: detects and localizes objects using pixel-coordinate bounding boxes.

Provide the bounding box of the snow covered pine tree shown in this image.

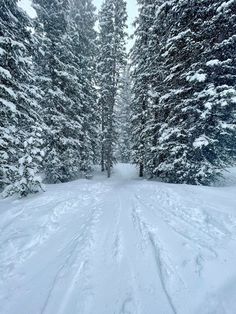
[132,0,236,185]
[98,0,127,177]
[0,0,44,196]
[153,0,236,185]
[116,66,133,163]
[69,0,99,175]
[131,0,156,177]
[33,0,98,182]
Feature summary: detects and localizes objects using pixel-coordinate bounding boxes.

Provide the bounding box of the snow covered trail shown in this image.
[1,164,236,314]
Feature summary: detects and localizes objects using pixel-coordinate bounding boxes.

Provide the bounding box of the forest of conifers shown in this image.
[1,0,236,197]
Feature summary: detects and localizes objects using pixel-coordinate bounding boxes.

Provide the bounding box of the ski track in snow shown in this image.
[1,164,236,314]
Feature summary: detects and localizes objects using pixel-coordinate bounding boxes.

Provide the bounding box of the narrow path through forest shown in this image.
[1,164,236,314]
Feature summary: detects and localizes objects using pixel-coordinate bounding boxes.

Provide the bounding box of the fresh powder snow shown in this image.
[1,164,236,314]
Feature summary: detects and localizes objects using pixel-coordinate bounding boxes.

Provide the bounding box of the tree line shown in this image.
[0,0,127,196]
[1,0,235,197]
[131,0,236,185]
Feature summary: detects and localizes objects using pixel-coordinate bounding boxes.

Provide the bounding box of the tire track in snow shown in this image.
[118,190,143,314]
[112,194,124,263]
[148,231,177,314]
[57,260,86,314]
[134,191,220,278]
[135,192,218,260]
[152,186,235,243]
[131,198,179,314]
[0,184,108,284]
[88,189,141,314]
[40,233,87,314]
[0,200,81,282]
[134,185,236,282]
[117,191,141,314]
[40,202,103,314]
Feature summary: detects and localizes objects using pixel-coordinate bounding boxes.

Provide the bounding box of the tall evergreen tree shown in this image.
[116,66,132,163]
[151,0,236,185]
[0,0,44,196]
[132,0,236,185]
[69,0,98,174]
[130,0,156,177]
[33,0,80,183]
[33,0,98,182]
[98,0,127,177]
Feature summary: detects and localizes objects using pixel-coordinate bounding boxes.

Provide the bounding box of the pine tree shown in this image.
[151,0,236,185]
[0,0,44,196]
[69,0,98,175]
[132,0,236,185]
[130,0,156,177]
[33,0,98,182]
[33,0,78,183]
[116,66,132,163]
[98,0,127,177]
[4,126,45,197]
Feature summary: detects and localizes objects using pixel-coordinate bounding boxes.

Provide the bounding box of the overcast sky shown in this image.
[19,0,138,38]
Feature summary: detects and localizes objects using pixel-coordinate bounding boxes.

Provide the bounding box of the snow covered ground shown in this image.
[1,164,236,314]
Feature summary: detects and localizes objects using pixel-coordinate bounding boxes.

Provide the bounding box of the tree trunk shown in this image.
[139,163,144,177]
[101,149,105,172]
[107,163,111,178]
[101,98,105,173]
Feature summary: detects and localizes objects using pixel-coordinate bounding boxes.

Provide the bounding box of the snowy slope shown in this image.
[0,164,236,314]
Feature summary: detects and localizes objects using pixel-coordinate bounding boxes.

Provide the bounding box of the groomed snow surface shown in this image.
[1,164,236,314]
